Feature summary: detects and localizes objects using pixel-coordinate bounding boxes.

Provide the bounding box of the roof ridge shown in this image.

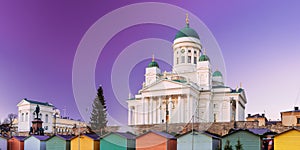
[23,99,54,107]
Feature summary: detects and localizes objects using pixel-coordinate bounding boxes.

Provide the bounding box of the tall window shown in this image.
[45,114,49,123]
[181,56,185,63]
[176,57,179,64]
[40,114,42,120]
[214,113,217,122]
[297,118,300,124]
[194,57,197,64]
[188,56,191,63]
[214,104,218,109]
[25,113,28,121]
[21,113,24,122]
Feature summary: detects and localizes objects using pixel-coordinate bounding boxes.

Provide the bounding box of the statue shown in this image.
[34,105,40,119]
[30,105,44,135]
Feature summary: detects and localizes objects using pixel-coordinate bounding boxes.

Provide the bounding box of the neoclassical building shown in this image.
[17,98,87,135]
[127,16,247,125]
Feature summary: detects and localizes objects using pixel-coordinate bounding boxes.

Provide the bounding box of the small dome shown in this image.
[213,71,222,77]
[148,61,159,68]
[148,55,159,68]
[175,14,200,40]
[199,54,210,62]
[175,26,200,40]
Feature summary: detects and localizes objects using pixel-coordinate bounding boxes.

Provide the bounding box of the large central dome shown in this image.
[174,25,200,40]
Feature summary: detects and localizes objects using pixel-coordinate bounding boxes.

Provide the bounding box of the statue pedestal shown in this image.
[30,118,44,135]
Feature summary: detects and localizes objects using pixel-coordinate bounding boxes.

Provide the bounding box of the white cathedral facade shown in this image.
[127,16,247,125]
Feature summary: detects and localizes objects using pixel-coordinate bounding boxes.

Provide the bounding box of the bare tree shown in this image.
[6,113,17,128]
[1,113,17,137]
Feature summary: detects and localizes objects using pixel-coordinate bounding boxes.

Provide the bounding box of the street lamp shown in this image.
[160,96,175,133]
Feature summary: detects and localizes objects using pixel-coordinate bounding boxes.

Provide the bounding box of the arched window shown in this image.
[40,113,42,120]
[25,113,28,121]
[45,114,48,123]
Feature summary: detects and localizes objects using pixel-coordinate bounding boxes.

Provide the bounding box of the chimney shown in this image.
[295,107,299,111]
[248,114,251,117]
[262,114,265,117]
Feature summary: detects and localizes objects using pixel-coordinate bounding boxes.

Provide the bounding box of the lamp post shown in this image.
[163,96,175,133]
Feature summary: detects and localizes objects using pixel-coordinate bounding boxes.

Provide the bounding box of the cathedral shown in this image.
[127,15,247,125]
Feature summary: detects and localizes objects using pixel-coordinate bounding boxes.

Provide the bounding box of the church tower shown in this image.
[197,50,211,90]
[145,55,161,86]
[172,14,202,73]
[212,70,224,86]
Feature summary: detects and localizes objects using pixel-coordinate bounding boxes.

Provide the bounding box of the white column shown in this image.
[142,97,145,124]
[178,95,182,123]
[156,99,159,123]
[135,106,138,125]
[153,98,156,124]
[145,98,148,124]
[190,95,194,120]
[128,107,131,125]
[150,97,153,124]
[168,96,172,123]
[158,96,162,123]
[187,94,190,120]
[235,99,239,121]
[185,50,188,63]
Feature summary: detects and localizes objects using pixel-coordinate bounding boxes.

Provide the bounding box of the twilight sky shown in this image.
[1,1,300,125]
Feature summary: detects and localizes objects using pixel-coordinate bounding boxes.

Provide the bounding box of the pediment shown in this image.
[17,99,30,107]
[141,80,189,92]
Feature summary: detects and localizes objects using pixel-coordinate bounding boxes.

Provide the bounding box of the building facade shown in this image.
[281,107,300,126]
[127,16,247,125]
[136,131,177,150]
[222,129,262,150]
[274,128,300,150]
[17,98,87,135]
[17,99,55,134]
[246,114,268,126]
[177,130,220,150]
[70,134,100,150]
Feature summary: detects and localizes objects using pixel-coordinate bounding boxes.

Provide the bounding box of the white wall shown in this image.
[0,137,7,150]
[177,133,213,150]
[25,137,40,150]
[18,100,54,133]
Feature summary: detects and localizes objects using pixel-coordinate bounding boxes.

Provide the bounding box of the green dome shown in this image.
[199,54,210,62]
[148,61,159,68]
[175,25,200,40]
[213,71,222,77]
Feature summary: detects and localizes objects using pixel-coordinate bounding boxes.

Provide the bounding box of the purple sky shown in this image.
[1,1,300,124]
